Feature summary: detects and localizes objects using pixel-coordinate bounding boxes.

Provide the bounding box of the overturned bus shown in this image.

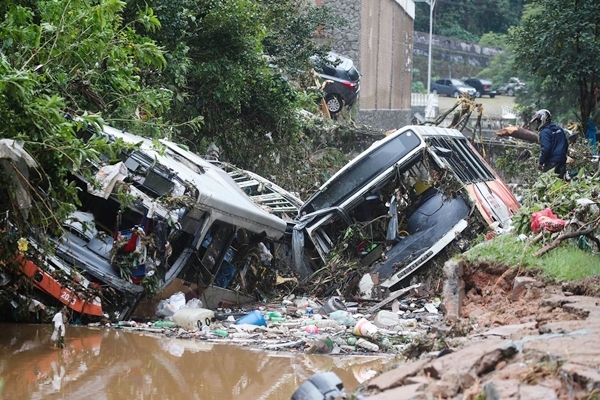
[292,125,519,300]
[5,125,292,320]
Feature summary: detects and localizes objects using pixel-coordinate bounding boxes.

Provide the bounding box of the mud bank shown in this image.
[360,260,600,399]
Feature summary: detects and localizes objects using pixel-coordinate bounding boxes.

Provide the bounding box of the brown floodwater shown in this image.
[0,323,393,399]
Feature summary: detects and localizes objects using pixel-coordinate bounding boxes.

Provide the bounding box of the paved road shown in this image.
[438,95,517,120]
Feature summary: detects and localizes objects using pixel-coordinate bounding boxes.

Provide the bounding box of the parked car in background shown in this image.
[497,77,526,96]
[311,52,361,114]
[430,78,476,98]
[464,78,497,98]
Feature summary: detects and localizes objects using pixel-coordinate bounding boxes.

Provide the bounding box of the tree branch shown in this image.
[534,217,600,257]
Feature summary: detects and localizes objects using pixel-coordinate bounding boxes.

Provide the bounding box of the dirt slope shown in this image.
[360,263,600,399]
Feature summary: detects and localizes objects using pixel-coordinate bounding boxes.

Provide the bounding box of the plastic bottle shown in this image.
[269,316,286,323]
[305,337,334,354]
[397,318,418,328]
[231,332,253,338]
[118,320,138,327]
[212,329,229,337]
[373,310,399,328]
[329,310,355,327]
[356,338,379,352]
[353,318,378,337]
[312,319,341,329]
[265,311,282,319]
[172,308,215,330]
[153,320,176,328]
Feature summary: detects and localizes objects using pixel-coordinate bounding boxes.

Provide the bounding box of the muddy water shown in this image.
[0,323,391,399]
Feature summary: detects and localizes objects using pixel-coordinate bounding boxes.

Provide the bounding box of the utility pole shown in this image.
[414,0,436,93]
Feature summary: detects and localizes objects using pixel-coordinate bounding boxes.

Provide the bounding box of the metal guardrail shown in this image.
[411,93,438,119]
[501,105,519,120]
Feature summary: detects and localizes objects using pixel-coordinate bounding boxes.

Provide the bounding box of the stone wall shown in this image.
[324,0,361,64]
[413,32,501,60]
[358,109,413,131]
[412,32,500,81]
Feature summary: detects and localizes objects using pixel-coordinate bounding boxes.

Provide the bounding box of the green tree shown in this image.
[510,1,600,132]
[0,1,168,257]
[414,0,524,42]
[124,0,342,185]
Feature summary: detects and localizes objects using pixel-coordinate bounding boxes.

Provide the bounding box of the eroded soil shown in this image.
[360,261,600,400]
[461,263,583,330]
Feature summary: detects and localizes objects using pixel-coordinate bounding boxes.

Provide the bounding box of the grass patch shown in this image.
[463,234,600,281]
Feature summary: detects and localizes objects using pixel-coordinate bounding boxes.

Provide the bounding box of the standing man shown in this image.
[51,306,68,348]
[530,109,569,178]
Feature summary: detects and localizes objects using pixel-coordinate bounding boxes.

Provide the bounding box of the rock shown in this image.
[560,362,600,392]
[441,260,465,320]
[366,359,429,391]
[427,338,510,379]
[475,322,536,338]
[367,383,426,400]
[519,384,558,400]
[511,276,539,301]
[494,360,507,370]
[488,378,520,399]
[483,381,500,400]
[539,295,569,309]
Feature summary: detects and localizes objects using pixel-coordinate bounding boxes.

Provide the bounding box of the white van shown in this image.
[293,125,520,299]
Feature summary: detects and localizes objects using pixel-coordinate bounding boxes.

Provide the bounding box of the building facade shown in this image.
[320,0,416,129]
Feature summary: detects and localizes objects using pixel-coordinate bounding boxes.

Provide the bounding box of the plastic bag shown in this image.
[169,291,186,311]
[155,300,175,317]
[87,162,128,199]
[155,292,187,317]
[531,208,566,233]
[329,310,355,327]
[184,298,203,309]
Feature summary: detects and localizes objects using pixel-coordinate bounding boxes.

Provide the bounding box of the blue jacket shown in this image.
[539,122,568,166]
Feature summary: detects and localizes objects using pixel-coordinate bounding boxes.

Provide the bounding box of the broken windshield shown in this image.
[301,130,422,213]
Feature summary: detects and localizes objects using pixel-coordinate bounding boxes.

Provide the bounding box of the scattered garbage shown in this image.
[356,338,379,352]
[102,286,444,356]
[155,291,187,318]
[317,296,346,314]
[353,318,378,338]
[172,307,215,330]
[531,208,566,233]
[235,310,267,326]
[373,310,399,329]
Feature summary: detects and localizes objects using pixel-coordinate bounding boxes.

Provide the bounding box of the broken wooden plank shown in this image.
[367,283,422,314]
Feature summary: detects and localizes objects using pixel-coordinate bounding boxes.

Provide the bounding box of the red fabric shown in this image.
[123,233,139,253]
[531,208,566,233]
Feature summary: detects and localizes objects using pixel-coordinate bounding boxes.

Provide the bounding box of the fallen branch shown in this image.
[530,232,544,244]
[534,218,600,257]
[494,126,539,143]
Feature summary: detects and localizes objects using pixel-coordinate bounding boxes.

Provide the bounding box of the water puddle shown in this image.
[0,323,393,399]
